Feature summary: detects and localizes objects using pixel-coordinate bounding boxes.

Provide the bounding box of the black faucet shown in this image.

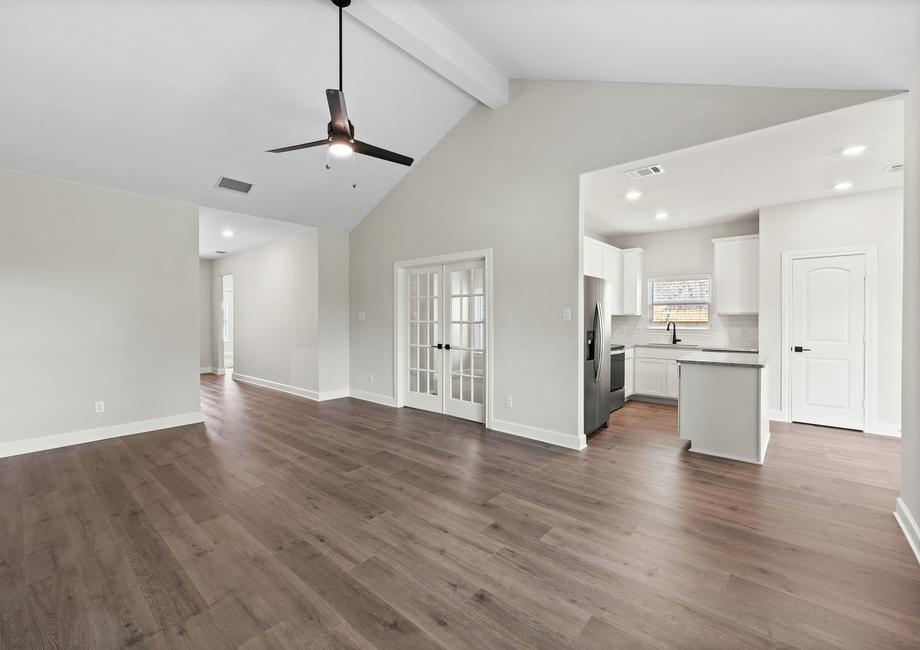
[667,321,681,345]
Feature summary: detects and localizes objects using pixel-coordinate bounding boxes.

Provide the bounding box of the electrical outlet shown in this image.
[505,394,513,408]
[94,401,105,414]
[562,308,572,321]
[369,373,375,384]
[358,311,366,321]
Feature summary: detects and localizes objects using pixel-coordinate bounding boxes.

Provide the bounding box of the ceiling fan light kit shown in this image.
[267,0,414,173]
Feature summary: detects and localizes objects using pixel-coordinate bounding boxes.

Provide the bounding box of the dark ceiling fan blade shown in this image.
[353,140,413,166]
[266,139,328,153]
[326,89,351,135]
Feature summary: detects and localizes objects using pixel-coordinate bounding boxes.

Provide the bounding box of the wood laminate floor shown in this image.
[1,373,919,648]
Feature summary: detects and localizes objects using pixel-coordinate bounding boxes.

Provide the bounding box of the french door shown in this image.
[404,259,486,423]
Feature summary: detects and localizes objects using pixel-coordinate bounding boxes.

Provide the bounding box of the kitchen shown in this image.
[580,96,904,463]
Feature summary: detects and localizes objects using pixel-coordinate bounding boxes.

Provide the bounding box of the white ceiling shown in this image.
[583,96,905,236]
[0,0,916,245]
[422,0,920,91]
[0,0,475,232]
[199,207,307,260]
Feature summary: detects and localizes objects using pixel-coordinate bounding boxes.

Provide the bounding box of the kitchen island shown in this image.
[677,352,770,464]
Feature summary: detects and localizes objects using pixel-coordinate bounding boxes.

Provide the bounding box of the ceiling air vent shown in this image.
[625,164,665,179]
[886,163,904,173]
[216,176,253,194]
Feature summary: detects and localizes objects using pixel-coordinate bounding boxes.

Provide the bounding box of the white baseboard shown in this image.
[768,409,788,422]
[895,497,920,566]
[233,373,349,402]
[688,445,764,465]
[200,366,218,374]
[489,418,585,451]
[0,411,205,459]
[349,389,398,408]
[866,421,901,437]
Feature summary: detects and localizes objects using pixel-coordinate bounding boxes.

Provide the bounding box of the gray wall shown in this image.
[199,259,213,371]
[0,169,200,447]
[901,71,920,547]
[211,230,321,393]
[209,228,350,399]
[349,79,892,443]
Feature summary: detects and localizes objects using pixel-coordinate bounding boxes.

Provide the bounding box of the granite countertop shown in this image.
[676,351,768,368]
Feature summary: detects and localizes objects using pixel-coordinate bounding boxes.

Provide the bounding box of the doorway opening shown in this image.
[394,250,493,426]
[221,274,234,373]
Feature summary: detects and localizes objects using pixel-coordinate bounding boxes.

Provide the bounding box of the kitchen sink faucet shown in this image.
[667,321,681,345]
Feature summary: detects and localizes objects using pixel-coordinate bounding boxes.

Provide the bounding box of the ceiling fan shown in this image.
[266,0,414,167]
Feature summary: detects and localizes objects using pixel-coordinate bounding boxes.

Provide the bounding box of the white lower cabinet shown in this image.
[634,358,668,396]
[625,355,634,397]
[666,360,680,398]
[632,348,681,399]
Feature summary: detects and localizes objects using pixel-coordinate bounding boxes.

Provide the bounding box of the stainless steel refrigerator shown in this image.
[584,276,610,435]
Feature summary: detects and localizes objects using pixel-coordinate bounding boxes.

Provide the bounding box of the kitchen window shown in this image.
[648,275,711,328]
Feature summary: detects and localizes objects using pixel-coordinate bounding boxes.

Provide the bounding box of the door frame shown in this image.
[393,248,494,429]
[780,245,878,431]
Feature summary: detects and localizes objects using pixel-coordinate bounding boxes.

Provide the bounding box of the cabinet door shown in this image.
[604,246,622,314]
[584,237,605,278]
[634,358,667,396]
[666,360,680,398]
[624,357,634,397]
[621,250,644,316]
[714,237,758,314]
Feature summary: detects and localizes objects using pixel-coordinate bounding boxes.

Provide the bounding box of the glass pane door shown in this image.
[445,260,486,422]
[404,267,442,412]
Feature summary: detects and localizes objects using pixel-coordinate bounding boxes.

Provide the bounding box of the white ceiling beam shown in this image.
[346,0,509,109]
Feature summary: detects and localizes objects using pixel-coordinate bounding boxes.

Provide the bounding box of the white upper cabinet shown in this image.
[620,249,644,316]
[712,235,759,315]
[583,237,605,279]
[604,245,622,314]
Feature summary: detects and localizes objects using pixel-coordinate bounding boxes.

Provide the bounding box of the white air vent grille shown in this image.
[625,164,665,179]
[886,163,904,173]
[216,176,253,194]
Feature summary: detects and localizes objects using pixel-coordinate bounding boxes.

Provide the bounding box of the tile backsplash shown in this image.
[611,314,759,350]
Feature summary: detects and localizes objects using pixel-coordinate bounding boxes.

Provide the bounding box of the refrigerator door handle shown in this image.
[595,302,605,382]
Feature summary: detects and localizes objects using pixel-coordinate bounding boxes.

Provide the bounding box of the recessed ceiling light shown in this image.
[655,212,668,220]
[625,190,643,201]
[221,229,235,237]
[834,181,853,191]
[841,145,867,156]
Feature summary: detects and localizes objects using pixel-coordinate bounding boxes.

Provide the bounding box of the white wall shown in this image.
[349,79,891,448]
[199,259,212,371]
[608,218,759,349]
[209,229,350,400]
[898,70,920,562]
[759,188,903,433]
[0,169,201,455]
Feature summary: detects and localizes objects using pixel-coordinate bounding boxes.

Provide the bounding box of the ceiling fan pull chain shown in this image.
[324,146,331,171]
[352,152,358,189]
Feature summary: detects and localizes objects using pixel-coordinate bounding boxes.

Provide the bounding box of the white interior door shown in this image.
[404,266,442,413]
[791,254,865,429]
[402,259,486,423]
[444,260,486,422]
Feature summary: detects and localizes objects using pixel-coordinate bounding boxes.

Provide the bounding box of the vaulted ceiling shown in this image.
[1,0,917,234]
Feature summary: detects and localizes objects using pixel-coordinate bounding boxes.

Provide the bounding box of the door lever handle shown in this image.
[430,344,443,349]
[792,346,812,352]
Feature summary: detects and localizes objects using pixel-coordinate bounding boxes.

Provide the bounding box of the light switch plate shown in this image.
[562,308,572,321]
[358,311,366,321]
